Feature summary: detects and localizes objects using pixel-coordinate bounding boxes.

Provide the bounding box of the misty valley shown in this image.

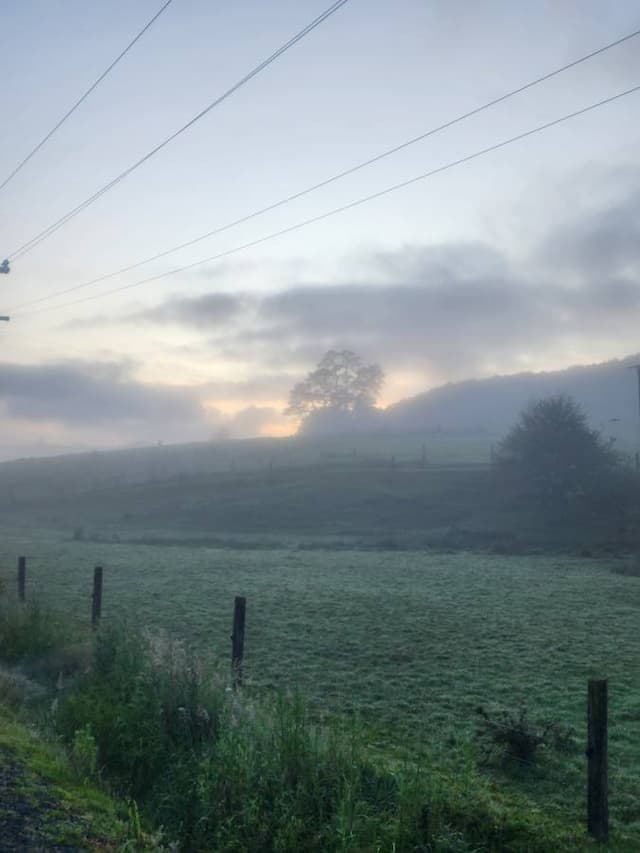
[1,385,640,850]
[2,1,640,849]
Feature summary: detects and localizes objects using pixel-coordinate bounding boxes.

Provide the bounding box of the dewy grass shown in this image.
[1,535,639,847]
[50,621,577,851]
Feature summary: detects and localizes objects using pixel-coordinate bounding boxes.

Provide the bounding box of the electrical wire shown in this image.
[5,0,351,262]
[10,24,640,313]
[0,0,176,195]
[16,82,640,319]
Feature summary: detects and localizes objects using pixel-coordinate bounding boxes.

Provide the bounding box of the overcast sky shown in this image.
[1,0,640,455]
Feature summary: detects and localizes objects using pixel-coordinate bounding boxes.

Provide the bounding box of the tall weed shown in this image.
[52,622,575,851]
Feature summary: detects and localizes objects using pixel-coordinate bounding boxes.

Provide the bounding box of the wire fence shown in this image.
[2,553,638,846]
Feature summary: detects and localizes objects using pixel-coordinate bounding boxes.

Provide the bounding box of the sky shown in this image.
[1,0,640,457]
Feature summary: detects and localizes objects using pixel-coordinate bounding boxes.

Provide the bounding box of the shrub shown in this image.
[0,665,47,707]
[612,554,640,577]
[494,395,620,508]
[71,723,98,779]
[475,705,575,765]
[0,598,75,665]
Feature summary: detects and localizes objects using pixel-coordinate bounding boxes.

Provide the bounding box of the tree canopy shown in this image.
[494,394,617,503]
[286,350,384,420]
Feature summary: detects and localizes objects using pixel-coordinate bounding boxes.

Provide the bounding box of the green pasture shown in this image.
[0,431,496,509]
[0,528,638,842]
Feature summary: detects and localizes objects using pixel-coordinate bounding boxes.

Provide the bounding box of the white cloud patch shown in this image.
[3,174,640,454]
[124,179,640,384]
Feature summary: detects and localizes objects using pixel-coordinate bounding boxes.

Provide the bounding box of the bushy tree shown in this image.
[286,350,384,420]
[494,394,617,504]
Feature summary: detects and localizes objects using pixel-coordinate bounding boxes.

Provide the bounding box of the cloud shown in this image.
[137,292,243,329]
[60,177,640,399]
[65,292,244,331]
[121,176,639,387]
[202,373,298,402]
[0,360,207,436]
[538,186,640,280]
[205,183,640,381]
[0,360,292,451]
[211,405,284,439]
[7,172,640,456]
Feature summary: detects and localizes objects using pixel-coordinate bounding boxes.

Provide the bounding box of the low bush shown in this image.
[612,553,640,577]
[0,665,47,707]
[0,597,76,665]
[475,705,575,765]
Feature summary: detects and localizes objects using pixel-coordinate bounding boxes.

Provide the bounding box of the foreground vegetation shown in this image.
[1,532,639,848]
[0,598,617,851]
[0,422,638,848]
[0,702,129,849]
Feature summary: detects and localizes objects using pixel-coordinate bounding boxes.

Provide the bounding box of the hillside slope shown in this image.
[386,354,640,442]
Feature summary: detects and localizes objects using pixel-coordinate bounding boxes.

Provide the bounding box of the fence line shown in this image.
[2,553,617,843]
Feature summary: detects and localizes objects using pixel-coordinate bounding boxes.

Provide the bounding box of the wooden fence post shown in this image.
[421,442,427,467]
[91,566,103,628]
[587,679,608,842]
[231,596,246,688]
[17,556,26,602]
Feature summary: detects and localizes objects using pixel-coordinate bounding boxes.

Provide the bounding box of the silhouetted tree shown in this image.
[286,350,384,420]
[494,394,617,504]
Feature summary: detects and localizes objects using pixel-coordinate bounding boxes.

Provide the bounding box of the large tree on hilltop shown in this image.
[286,350,384,419]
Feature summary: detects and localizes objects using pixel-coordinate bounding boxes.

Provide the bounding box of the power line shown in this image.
[5,0,351,263]
[17,83,640,319]
[10,25,640,313]
[0,0,176,195]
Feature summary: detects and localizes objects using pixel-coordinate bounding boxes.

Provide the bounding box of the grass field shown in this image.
[1,526,639,844]
[0,431,496,508]
[1,432,638,847]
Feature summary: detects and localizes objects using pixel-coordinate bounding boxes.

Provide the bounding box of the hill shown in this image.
[385,354,640,444]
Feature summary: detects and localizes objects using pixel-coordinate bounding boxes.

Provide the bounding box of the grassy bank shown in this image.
[1,531,639,843]
[0,598,602,851]
[0,702,130,849]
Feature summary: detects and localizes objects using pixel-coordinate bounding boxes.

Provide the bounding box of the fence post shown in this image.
[421,442,427,467]
[17,556,26,602]
[587,679,608,842]
[231,596,246,688]
[91,566,103,628]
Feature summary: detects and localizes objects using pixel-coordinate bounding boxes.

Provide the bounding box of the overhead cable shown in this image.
[0,0,176,194]
[17,82,640,318]
[5,0,351,262]
[10,24,640,312]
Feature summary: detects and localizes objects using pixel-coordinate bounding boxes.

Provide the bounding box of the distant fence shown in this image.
[10,554,611,842]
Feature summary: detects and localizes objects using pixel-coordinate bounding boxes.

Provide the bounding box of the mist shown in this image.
[1,1,639,849]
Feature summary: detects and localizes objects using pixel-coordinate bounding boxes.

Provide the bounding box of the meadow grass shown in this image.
[0,607,589,851]
[0,528,638,845]
[0,702,130,847]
